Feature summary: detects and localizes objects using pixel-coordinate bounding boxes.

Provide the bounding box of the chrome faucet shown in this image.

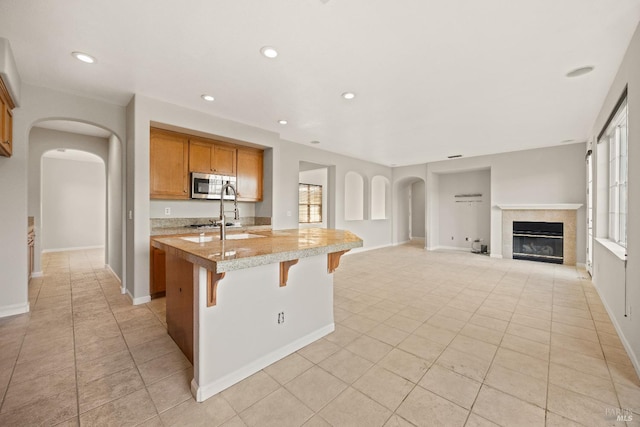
[218,183,239,240]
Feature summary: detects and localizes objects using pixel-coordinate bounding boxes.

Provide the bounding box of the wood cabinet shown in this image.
[150,243,166,297]
[150,128,189,199]
[236,148,263,202]
[165,251,194,363]
[149,127,264,200]
[0,76,15,158]
[189,138,236,175]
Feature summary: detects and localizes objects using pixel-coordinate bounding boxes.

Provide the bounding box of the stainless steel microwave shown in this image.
[191,173,237,200]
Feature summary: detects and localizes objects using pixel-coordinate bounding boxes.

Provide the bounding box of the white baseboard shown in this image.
[394,240,410,246]
[490,253,503,259]
[192,323,335,402]
[432,245,472,252]
[349,243,394,254]
[592,281,640,381]
[126,289,151,305]
[42,245,105,253]
[105,264,122,284]
[0,302,30,318]
[31,271,43,278]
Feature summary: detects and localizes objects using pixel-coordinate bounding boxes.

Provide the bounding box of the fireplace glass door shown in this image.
[512,221,563,264]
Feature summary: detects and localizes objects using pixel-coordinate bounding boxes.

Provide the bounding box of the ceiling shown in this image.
[2,0,639,166]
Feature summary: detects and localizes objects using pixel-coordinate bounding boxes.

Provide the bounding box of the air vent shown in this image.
[447,154,463,159]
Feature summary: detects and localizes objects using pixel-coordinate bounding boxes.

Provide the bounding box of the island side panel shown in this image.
[192,255,334,402]
[165,251,194,364]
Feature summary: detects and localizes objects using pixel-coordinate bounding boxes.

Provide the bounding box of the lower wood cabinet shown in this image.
[150,243,166,297]
[165,251,194,363]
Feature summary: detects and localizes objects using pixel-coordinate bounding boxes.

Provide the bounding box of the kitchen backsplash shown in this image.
[150,217,271,229]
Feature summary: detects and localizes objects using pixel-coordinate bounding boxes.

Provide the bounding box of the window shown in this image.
[299,183,322,223]
[598,91,628,247]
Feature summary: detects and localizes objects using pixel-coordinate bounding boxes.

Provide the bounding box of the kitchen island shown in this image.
[152,228,363,402]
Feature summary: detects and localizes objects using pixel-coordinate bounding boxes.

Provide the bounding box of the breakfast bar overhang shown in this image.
[151,228,363,402]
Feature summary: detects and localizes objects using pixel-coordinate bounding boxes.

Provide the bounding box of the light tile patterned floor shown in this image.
[0,244,639,426]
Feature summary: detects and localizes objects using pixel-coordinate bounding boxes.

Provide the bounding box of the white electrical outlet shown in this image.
[277,311,285,324]
[286,211,292,217]
[165,207,171,216]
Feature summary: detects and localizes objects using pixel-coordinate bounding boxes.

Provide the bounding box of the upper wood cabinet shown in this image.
[236,148,263,202]
[189,138,236,175]
[150,128,190,199]
[0,76,15,158]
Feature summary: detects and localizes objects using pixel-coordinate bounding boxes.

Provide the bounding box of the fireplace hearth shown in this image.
[512,221,563,264]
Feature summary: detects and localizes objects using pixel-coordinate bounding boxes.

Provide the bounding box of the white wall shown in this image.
[425,143,586,260]
[437,169,491,250]
[41,157,105,251]
[108,134,124,280]
[0,86,125,318]
[299,168,328,229]
[590,23,640,375]
[411,180,426,238]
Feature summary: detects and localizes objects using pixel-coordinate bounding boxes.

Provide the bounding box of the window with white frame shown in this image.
[299,183,322,223]
[598,91,628,248]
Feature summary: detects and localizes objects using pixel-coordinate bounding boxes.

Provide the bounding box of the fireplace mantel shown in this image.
[497,204,583,210]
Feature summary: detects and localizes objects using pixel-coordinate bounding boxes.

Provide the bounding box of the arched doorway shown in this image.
[393,176,426,247]
[28,120,124,286]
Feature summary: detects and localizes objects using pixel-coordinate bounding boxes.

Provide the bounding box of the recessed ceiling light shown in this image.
[72,51,96,64]
[201,94,215,102]
[278,119,288,125]
[310,140,320,145]
[341,92,356,100]
[260,46,278,59]
[447,154,463,159]
[57,148,66,152]
[566,66,594,78]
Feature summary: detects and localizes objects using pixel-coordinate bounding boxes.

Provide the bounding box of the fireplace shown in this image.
[512,221,563,264]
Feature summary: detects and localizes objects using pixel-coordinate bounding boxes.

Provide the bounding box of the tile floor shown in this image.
[1,244,639,426]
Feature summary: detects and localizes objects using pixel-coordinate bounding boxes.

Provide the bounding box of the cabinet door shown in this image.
[150,244,166,296]
[189,140,214,173]
[212,145,236,175]
[236,148,263,201]
[0,92,12,157]
[150,129,189,199]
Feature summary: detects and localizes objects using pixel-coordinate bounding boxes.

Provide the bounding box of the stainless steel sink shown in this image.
[224,233,266,240]
[180,233,265,243]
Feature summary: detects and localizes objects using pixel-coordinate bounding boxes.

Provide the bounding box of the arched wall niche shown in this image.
[371,175,390,220]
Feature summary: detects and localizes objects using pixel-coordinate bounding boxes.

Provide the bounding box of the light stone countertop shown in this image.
[151,228,363,273]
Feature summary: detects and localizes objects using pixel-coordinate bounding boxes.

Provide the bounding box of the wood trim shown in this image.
[327,250,349,273]
[207,271,226,307]
[0,77,15,110]
[279,259,299,287]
